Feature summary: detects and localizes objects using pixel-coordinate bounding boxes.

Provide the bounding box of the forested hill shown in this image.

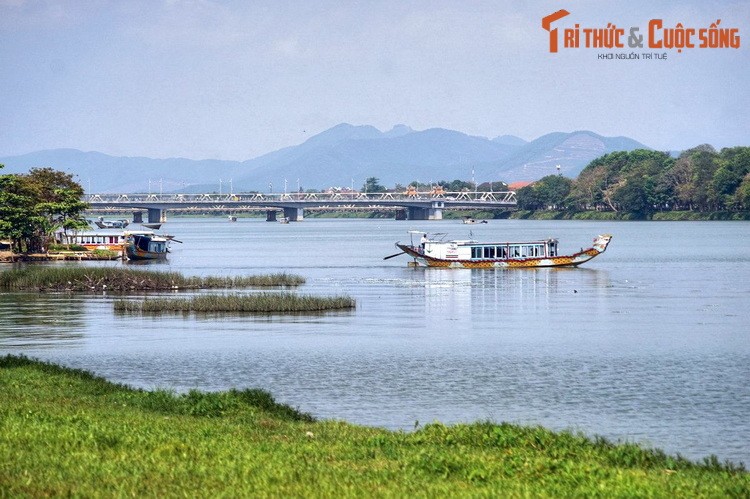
[516,145,750,217]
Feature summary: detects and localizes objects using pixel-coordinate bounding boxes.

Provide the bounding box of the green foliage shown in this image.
[113,292,356,314]
[0,167,89,253]
[362,176,386,193]
[438,179,475,191]
[528,146,750,217]
[517,175,572,210]
[1,356,747,497]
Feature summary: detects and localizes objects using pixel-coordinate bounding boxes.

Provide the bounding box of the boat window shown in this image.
[496,246,507,259]
[483,246,495,258]
[471,247,482,259]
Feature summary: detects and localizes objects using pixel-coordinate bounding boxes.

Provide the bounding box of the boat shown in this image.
[94,216,129,229]
[142,223,162,230]
[58,230,127,252]
[392,231,612,268]
[278,217,290,224]
[462,218,488,224]
[124,231,170,260]
[228,215,237,222]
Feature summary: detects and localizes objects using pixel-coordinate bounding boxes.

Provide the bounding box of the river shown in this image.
[1,218,748,465]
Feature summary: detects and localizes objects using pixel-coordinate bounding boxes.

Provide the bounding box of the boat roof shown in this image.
[446,238,558,245]
[66,230,127,236]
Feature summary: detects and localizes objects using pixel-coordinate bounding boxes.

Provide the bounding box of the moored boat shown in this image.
[124,231,170,260]
[94,216,129,229]
[58,230,126,252]
[394,231,612,268]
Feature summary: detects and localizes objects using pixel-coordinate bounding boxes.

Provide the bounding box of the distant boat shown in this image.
[278,217,290,224]
[462,218,488,224]
[124,231,170,260]
[393,231,612,268]
[228,215,237,222]
[95,216,129,229]
[142,223,162,229]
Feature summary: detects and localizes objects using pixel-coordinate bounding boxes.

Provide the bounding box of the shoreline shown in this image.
[1,355,746,496]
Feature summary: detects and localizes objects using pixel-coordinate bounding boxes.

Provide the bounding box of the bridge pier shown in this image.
[148,208,166,223]
[266,210,277,222]
[133,211,143,223]
[407,201,443,220]
[283,207,304,221]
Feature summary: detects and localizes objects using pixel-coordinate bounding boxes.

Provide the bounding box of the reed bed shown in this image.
[0,266,304,292]
[114,292,355,314]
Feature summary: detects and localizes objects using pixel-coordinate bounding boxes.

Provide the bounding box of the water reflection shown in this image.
[0,292,87,348]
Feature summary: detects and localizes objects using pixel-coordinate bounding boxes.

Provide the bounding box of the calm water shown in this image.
[1,218,749,465]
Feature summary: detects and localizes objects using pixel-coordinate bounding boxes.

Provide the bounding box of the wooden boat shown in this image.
[393,232,612,268]
[94,216,129,229]
[124,231,170,260]
[58,231,127,251]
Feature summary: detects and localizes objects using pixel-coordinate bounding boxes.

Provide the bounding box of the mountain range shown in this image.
[0,124,650,193]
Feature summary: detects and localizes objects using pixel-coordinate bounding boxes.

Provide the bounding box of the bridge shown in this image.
[86,189,517,222]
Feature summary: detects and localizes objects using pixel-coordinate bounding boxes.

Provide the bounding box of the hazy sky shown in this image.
[1,0,748,160]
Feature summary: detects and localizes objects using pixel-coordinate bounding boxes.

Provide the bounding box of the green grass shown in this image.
[0,267,305,292]
[1,355,747,497]
[114,292,356,314]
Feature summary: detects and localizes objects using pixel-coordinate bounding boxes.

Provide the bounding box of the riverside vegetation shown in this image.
[114,292,356,314]
[1,355,747,497]
[0,267,305,292]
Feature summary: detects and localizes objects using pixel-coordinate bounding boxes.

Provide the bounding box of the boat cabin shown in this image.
[424,238,559,261]
[58,231,126,251]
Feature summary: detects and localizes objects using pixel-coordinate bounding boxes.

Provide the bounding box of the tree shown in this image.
[516,185,543,210]
[362,177,386,193]
[0,167,89,253]
[534,175,572,209]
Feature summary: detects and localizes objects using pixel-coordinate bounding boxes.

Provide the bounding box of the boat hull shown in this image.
[124,234,169,261]
[396,234,611,269]
[125,246,167,260]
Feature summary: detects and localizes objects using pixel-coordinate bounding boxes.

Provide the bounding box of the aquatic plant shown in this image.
[113,292,355,314]
[0,267,304,291]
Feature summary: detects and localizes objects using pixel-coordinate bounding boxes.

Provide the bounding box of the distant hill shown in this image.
[479,131,650,180]
[0,125,651,193]
[0,148,241,193]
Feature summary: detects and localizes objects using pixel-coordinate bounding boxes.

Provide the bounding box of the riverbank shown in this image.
[509,210,750,221]
[1,355,745,497]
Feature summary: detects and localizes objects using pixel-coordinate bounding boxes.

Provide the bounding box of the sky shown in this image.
[1,0,748,160]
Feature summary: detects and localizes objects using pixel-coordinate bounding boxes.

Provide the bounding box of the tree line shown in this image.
[516,145,750,216]
[0,165,89,253]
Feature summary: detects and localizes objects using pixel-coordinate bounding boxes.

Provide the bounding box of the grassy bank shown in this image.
[1,356,746,497]
[114,292,355,314]
[0,267,304,292]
